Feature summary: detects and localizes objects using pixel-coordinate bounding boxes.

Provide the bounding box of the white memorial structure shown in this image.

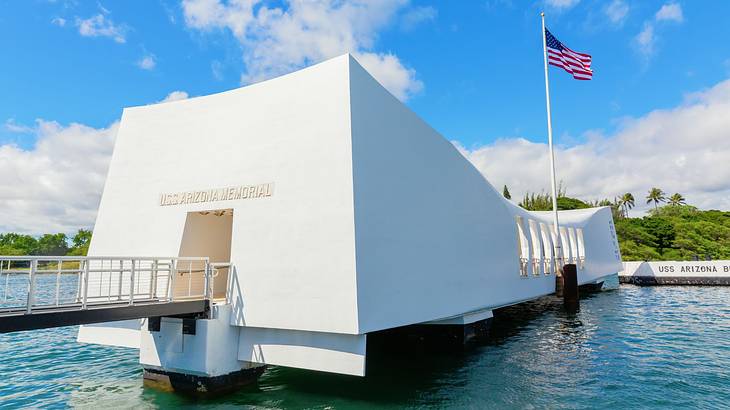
[78,54,623,393]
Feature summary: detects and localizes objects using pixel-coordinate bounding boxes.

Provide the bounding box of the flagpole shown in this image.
[540,12,563,268]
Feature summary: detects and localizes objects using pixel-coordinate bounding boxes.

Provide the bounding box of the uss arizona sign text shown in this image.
[159,182,274,206]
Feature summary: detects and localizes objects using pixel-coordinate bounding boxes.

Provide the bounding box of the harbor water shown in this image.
[2,276,730,409]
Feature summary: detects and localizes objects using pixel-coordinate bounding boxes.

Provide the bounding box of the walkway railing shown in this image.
[0,256,215,315]
[209,262,231,302]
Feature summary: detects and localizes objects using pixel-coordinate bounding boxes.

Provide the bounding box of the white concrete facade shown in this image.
[78,54,623,377]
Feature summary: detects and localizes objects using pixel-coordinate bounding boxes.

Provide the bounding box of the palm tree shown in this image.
[618,192,635,217]
[668,193,686,206]
[646,187,666,210]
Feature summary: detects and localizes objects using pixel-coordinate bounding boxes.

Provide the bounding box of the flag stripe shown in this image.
[548,61,592,76]
[548,56,591,74]
[548,50,590,69]
[562,46,591,61]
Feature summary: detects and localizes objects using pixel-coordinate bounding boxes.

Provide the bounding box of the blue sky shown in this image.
[2,0,730,234]
[3,0,727,147]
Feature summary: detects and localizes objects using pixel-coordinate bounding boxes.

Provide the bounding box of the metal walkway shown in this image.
[0,256,229,334]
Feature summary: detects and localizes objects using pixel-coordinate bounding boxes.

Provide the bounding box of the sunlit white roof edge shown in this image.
[123,53,354,112]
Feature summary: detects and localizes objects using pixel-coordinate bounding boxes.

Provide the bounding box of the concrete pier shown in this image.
[368,311,493,353]
[143,366,265,396]
[620,261,730,285]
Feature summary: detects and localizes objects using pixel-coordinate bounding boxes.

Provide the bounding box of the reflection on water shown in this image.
[2,276,730,409]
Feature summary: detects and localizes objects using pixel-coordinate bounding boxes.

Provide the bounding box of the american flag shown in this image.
[545,28,592,80]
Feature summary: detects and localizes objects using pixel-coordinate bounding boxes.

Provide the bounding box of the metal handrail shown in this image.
[0,256,207,261]
[0,256,215,315]
[208,262,231,302]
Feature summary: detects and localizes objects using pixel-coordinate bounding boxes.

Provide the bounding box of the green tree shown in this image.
[556,196,590,210]
[502,185,511,200]
[0,233,39,255]
[37,233,69,256]
[68,229,92,256]
[668,193,686,206]
[0,244,24,256]
[519,192,552,211]
[646,187,666,211]
[642,217,675,254]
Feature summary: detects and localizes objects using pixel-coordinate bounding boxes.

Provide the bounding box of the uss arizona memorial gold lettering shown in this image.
[159,182,274,206]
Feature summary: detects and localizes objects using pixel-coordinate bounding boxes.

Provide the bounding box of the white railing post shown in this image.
[169,260,176,302]
[150,260,157,299]
[26,260,37,314]
[129,259,136,306]
[204,261,211,300]
[76,268,82,302]
[187,262,192,298]
[2,260,9,303]
[226,265,232,305]
[82,259,90,309]
[106,259,112,302]
[117,259,124,301]
[55,260,62,306]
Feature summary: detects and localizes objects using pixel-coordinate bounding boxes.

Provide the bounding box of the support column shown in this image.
[562,263,579,311]
[140,304,265,396]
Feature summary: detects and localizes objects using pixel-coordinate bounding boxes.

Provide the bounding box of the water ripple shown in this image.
[2,278,730,409]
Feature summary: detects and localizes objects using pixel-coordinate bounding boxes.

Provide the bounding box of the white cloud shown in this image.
[655,2,683,23]
[456,78,730,214]
[604,0,629,25]
[75,13,127,43]
[162,1,178,24]
[97,2,111,15]
[211,60,224,80]
[633,2,683,62]
[158,90,190,103]
[181,0,423,100]
[401,5,437,31]
[4,119,34,134]
[0,89,192,235]
[0,120,118,235]
[634,22,655,59]
[137,54,157,70]
[51,17,67,27]
[352,52,422,100]
[545,0,580,10]
[182,0,255,37]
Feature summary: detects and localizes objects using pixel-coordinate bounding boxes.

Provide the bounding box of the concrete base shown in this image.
[620,276,730,286]
[368,317,492,353]
[143,366,265,396]
[557,279,604,296]
[579,281,605,292]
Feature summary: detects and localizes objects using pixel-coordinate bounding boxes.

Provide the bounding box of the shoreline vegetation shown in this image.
[509,184,730,262]
[0,230,90,258]
[2,185,729,263]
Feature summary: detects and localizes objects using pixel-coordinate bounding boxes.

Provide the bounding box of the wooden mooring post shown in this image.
[561,263,579,311]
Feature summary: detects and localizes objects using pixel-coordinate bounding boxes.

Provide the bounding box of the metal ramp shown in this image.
[0,256,229,334]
